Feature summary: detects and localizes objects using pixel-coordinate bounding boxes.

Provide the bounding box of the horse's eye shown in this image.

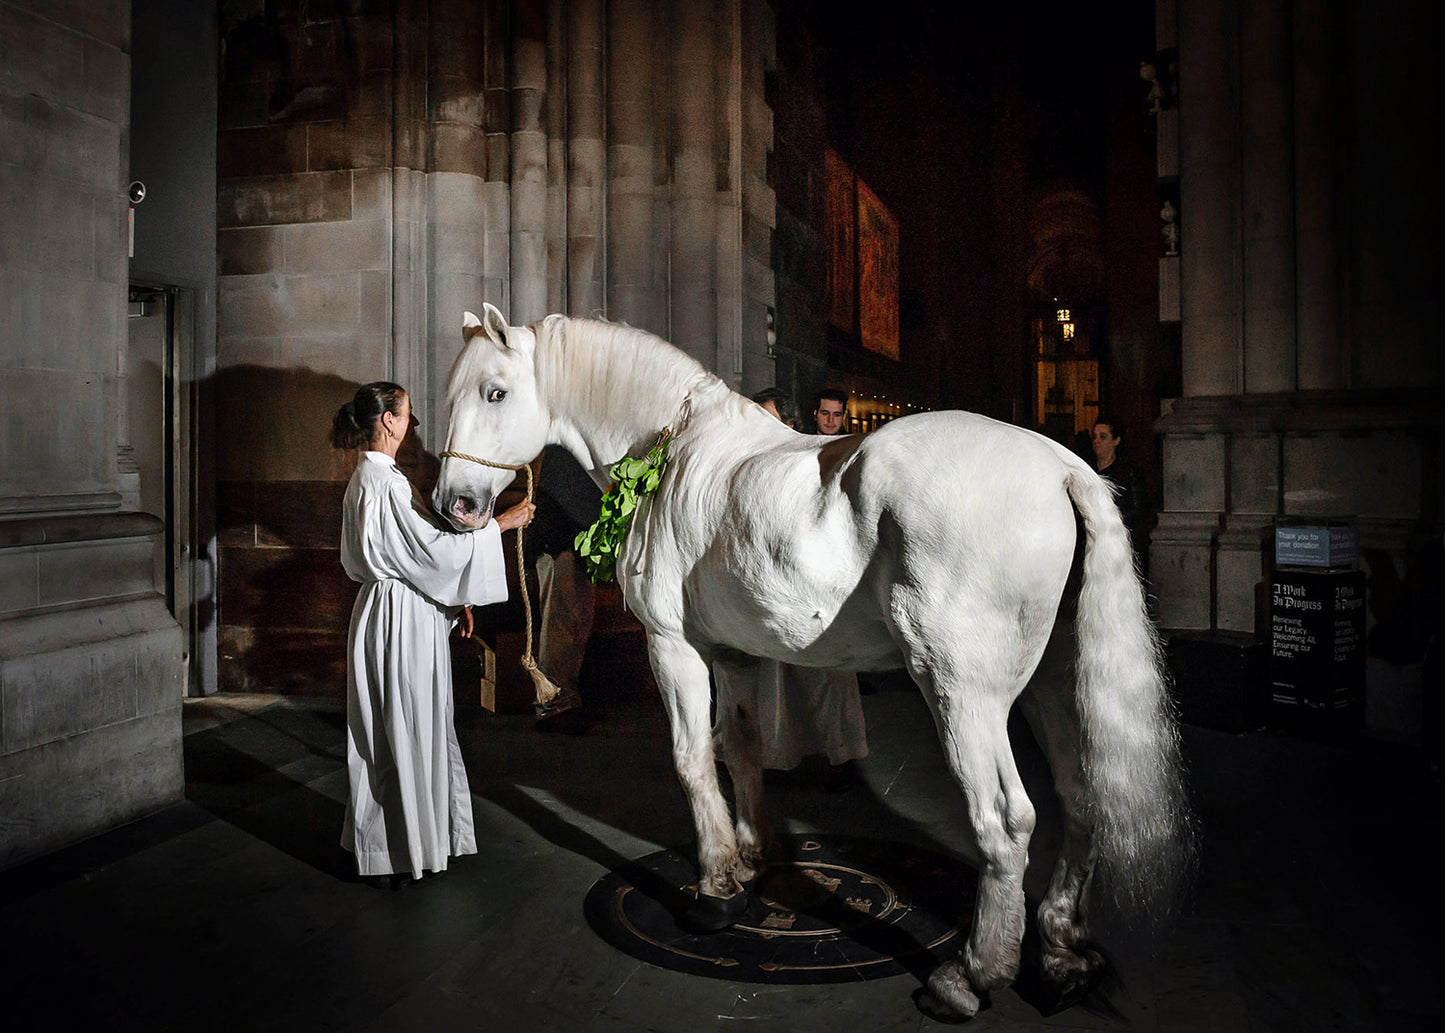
[486,387,507,403]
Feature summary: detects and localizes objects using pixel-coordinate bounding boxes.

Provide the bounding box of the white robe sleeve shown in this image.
[353,471,510,608]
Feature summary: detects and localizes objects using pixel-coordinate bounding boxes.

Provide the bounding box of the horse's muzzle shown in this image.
[433,487,492,531]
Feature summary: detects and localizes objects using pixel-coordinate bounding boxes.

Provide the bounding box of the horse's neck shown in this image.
[538,317,717,474]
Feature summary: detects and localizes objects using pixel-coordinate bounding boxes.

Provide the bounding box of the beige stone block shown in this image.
[37,104,120,191]
[481,130,508,181]
[11,0,129,49]
[431,221,487,276]
[218,170,353,228]
[80,33,128,123]
[219,273,286,337]
[286,273,363,336]
[1161,433,1226,512]
[2,632,137,749]
[481,182,511,234]
[351,168,392,217]
[0,165,92,280]
[283,333,389,387]
[217,124,308,179]
[428,171,487,219]
[1283,432,1421,520]
[433,122,490,176]
[744,254,774,307]
[482,228,510,277]
[743,174,775,228]
[284,219,388,273]
[1149,539,1213,631]
[1,5,86,102]
[1216,538,1266,633]
[95,194,127,284]
[0,369,109,498]
[38,537,157,607]
[434,75,489,124]
[307,117,390,172]
[0,707,182,869]
[0,550,39,615]
[218,226,283,276]
[357,271,391,337]
[1158,256,1180,322]
[431,271,488,336]
[1230,433,1279,515]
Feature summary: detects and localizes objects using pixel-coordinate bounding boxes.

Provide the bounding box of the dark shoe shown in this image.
[361,874,409,891]
[535,707,596,735]
[824,760,860,793]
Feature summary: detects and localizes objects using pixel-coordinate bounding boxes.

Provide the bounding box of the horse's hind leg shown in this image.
[914,664,1038,1020]
[1018,622,1106,1007]
[712,655,771,882]
[647,632,749,929]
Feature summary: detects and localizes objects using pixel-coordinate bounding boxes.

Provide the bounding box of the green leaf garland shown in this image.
[574,431,672,583]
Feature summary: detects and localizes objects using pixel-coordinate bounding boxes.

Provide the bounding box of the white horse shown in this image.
[433,304,1193,1020]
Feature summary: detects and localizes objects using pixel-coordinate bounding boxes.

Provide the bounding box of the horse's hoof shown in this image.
[1037,947,1105,1015]
[677,889,749,932]
[917,961,982,1022]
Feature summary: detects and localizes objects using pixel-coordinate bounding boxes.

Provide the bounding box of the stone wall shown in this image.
[1150,0,1442,741]
[1,1,186,868]
[214,0,776,694]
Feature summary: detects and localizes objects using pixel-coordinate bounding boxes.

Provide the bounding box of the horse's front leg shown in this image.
[648,631,750,931]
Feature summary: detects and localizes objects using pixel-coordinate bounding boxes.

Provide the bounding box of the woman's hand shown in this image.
[494,499,536,533]
[454,606,474,638]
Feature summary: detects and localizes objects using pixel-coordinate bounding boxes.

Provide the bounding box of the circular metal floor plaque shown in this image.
[583,835,975,984]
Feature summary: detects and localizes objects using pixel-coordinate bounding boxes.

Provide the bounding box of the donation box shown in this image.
[1268,567,1365,735]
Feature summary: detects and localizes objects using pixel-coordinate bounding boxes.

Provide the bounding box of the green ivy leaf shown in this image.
[573,429,672,583]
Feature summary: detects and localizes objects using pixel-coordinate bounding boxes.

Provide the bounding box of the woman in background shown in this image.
[331,381,534,886]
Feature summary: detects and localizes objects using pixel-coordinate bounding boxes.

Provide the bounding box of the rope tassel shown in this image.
[438,449,568,711]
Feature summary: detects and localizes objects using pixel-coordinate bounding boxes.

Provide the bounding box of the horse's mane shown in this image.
[533,314,725,432]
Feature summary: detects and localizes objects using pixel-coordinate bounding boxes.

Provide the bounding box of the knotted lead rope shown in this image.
[438,450,565,708]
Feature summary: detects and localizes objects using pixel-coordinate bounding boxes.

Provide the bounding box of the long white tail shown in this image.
[1066,468,1195,922]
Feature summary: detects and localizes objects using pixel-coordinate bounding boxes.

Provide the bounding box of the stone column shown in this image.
[544,0,568,314]
[736,0,776,397]
[1240,0,1296,394]
[510,0,549,324]
[669,1,719,366]
[566,0,606,318]
[607,0,658,329]
[1178,0,1241,397]
[391,0,429,414]
[1292,0,1344,391]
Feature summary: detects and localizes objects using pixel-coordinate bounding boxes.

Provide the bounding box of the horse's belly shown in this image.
[700,584,901,671]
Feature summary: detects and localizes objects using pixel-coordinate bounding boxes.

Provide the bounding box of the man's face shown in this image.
[1091,423,1120,465]
[815,399,846,435]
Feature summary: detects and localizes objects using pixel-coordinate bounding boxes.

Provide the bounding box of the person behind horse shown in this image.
[812,387,848,436]
[529,444,604,733]
[1091,416,1143,543]
[712,387,868,791]
[331,381,535,887]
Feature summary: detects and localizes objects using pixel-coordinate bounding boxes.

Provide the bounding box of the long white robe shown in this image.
[715,660,868,770]
[339,451,509,878]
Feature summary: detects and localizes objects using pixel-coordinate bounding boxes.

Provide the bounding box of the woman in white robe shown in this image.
[332,382,534,884]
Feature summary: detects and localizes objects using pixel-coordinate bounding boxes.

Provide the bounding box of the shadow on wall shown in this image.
[212,363,521,698]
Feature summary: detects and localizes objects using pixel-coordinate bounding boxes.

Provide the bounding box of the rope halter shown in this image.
[437,449,565,709]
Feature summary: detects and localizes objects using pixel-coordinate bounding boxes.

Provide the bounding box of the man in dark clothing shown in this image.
[529,445,603,731]
[813,388,848,436]
[1091,417,1144,544]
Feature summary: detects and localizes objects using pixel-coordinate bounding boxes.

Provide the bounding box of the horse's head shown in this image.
[432,303,549,531]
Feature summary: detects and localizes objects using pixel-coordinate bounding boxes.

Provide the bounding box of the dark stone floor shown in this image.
[1,675,1439,1032]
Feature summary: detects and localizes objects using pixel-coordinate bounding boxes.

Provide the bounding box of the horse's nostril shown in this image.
[453,495,476,516]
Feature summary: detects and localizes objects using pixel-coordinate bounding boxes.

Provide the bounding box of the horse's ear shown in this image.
[462,310,484,343]
[482,302,512,349]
